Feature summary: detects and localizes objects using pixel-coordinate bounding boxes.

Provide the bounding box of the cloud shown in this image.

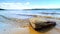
[25,2,30,5]
[32,4,60,9]
[0,2,31,9]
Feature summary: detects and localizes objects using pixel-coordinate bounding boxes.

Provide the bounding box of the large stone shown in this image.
[29,17,56,32]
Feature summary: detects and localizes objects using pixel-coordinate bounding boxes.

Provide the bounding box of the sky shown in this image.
[0,0,60,9]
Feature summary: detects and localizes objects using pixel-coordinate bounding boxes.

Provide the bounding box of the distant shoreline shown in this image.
[0,9,5,10]
[0,8,60,10]
[24,8,60,10]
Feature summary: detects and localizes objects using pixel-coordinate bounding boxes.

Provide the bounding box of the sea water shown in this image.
[0,9,60,34]
[0,9,60,19]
